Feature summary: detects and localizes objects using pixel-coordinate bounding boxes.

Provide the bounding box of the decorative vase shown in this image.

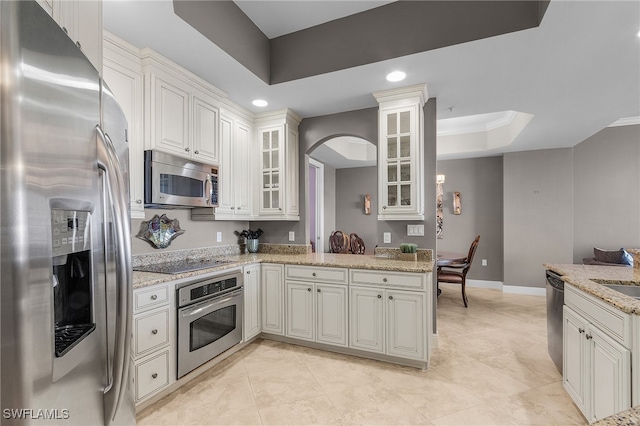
[398,252,417,261]
[247,238,259,253]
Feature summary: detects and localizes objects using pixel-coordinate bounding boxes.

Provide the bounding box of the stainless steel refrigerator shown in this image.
[1,2,135,425]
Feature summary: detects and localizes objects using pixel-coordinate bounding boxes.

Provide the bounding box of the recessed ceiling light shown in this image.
[252,99,268,107]
[637,29,640,38]
[386,71,406,82]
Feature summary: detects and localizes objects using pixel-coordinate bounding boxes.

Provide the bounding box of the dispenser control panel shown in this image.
[51,210,91,257]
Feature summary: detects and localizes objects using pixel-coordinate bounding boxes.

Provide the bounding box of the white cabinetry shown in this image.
[563,284,631,422]
[243,264,261,342]
[373,84,427,221]
[284,265,349,347]
[103,32,145,219]
[142,50,223,165]
[254,109,301,220]
[131,283,175,404]
[261,264,285,335]
[48,0,103,73]
[349,269,428,361]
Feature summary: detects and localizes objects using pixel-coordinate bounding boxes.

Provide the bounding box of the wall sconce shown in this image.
[436,174,446,184]
[453,191,461,215]
[364,193,371,215]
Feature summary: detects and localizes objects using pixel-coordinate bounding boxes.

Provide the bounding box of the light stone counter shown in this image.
[543,263,640,315]
[134,252,434,290]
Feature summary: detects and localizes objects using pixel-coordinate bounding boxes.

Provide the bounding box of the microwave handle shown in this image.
[205,174,211,205]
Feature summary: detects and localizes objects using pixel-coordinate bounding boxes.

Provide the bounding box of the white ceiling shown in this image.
[103,1,640,161]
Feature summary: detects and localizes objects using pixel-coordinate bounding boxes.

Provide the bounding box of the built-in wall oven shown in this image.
[177,271,243,378]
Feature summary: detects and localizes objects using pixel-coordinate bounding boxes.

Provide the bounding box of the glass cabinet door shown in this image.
[261,128,281,211]
[385,110,412,208]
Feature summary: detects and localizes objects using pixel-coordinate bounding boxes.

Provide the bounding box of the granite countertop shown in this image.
[134,252,435,290]
[544,263,640,315]
[593,405,640,425]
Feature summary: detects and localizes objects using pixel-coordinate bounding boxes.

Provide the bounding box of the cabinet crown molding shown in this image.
[373,83,428,107]
[254,108,302,126]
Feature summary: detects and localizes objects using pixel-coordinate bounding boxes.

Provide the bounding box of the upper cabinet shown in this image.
[373,84,427,221]
[141,50,223,165]
[255,110,301,221]
[103,32,145,219]
[42,0,103,73]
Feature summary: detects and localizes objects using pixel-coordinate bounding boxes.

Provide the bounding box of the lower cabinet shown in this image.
[350,286,426,360]
[563,285,631,422]
[243,264,261,341]
[261,263,284,335]
[131,283,175,404]
[285,280,348,347]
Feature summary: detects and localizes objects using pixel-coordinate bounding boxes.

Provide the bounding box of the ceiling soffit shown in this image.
[173,0,550,85]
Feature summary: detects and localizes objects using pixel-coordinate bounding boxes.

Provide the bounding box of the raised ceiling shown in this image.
[103,1,640,160]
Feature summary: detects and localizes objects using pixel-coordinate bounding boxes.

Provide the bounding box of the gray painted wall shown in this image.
[573,125,640,262]
[323,165,337,253]
[132,209,248,255]
[436,156,504,281]
[503,148,574,288]
[335,166,377,255]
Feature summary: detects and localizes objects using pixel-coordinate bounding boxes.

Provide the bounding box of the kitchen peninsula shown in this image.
[544,263,640,423]
[131,246,434,410]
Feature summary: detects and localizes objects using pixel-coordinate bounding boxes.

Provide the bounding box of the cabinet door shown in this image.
[285,281,314,341]
[349,287,384,353]
[216,114,234,215]
[386,290,425,360]
[36,0,53,17]
[563,306,588,417]
[102,52,144,218]
[243,264,261,341]
[259,126,284,215]
[153,76,190,157]
[589,326,631,422]
[233,120,251,216]
[75,0,102,73]
[284,124,299,216]
[192,93,219,164]
[316,284,347,347]
[261,264,284,335]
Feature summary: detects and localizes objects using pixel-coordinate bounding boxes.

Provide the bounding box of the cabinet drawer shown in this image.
[286,265,348,284]
[134,350,169,402]
[134,284,169,313]
[565,284,631,348]
[133,308,170,357]
[350,269,426,291]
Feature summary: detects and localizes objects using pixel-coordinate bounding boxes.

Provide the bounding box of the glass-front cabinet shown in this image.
[261,127,282,212]
[374,84,427,220]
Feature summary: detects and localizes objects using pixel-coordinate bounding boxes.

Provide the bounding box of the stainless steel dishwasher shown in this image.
[546,270,565,373]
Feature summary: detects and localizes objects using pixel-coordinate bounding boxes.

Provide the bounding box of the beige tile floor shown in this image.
[137,284,587,425]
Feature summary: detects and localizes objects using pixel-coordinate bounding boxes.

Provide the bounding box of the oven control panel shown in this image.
[177,271,243,308]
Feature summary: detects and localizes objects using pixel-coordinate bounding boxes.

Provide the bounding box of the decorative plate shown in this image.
[136,214,185,249]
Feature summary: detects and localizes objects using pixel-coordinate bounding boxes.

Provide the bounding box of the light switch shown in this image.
[383,232,391,244]
[216,232,222,242]
[288,231,295,241]
[407,224,424,236]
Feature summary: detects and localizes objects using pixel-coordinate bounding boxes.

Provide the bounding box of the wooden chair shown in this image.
[349,233,365,254]
[437,235,480,307]
[329,230,349,253]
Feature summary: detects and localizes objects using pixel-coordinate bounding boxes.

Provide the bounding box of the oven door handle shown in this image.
[180,290,242,318]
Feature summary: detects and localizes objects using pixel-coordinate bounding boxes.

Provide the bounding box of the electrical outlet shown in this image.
[482,259,487,266]
[216,232,222,242]
[383,232,391,244]
[288,231,295,242]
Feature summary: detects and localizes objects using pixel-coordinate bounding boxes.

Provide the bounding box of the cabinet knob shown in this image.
[247,270,251,275]
[377,294,382,299]
[62,27,68,34]
[185,147,190,152]
[307,287,312,292]
[586,334,593,340]
[151,373,158,379]
[231,206,235,210]
[382,278,388,283]
[578,328,585,334]
[151,329,158,335]
[312,272,316,277]
[237,207,241,210]
[383,206,387,210]
[317,288,321,293]
[136,199,142,204]
[150,294,158,300]
[194,150,199,154]
[76,41,82,49]
[389,295,393,300]
[278,208,282,211]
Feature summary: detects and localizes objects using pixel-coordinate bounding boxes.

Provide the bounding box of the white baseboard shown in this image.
[431,333,439,349]
[453,279,545,296]
[503,285,546,296]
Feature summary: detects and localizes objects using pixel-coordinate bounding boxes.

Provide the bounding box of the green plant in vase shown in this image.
[399,243,418,261]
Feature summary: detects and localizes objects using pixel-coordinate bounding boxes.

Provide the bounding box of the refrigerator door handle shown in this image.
[97,125,133,424]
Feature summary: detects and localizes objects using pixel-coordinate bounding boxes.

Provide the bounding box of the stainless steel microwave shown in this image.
[144,150,218,208]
